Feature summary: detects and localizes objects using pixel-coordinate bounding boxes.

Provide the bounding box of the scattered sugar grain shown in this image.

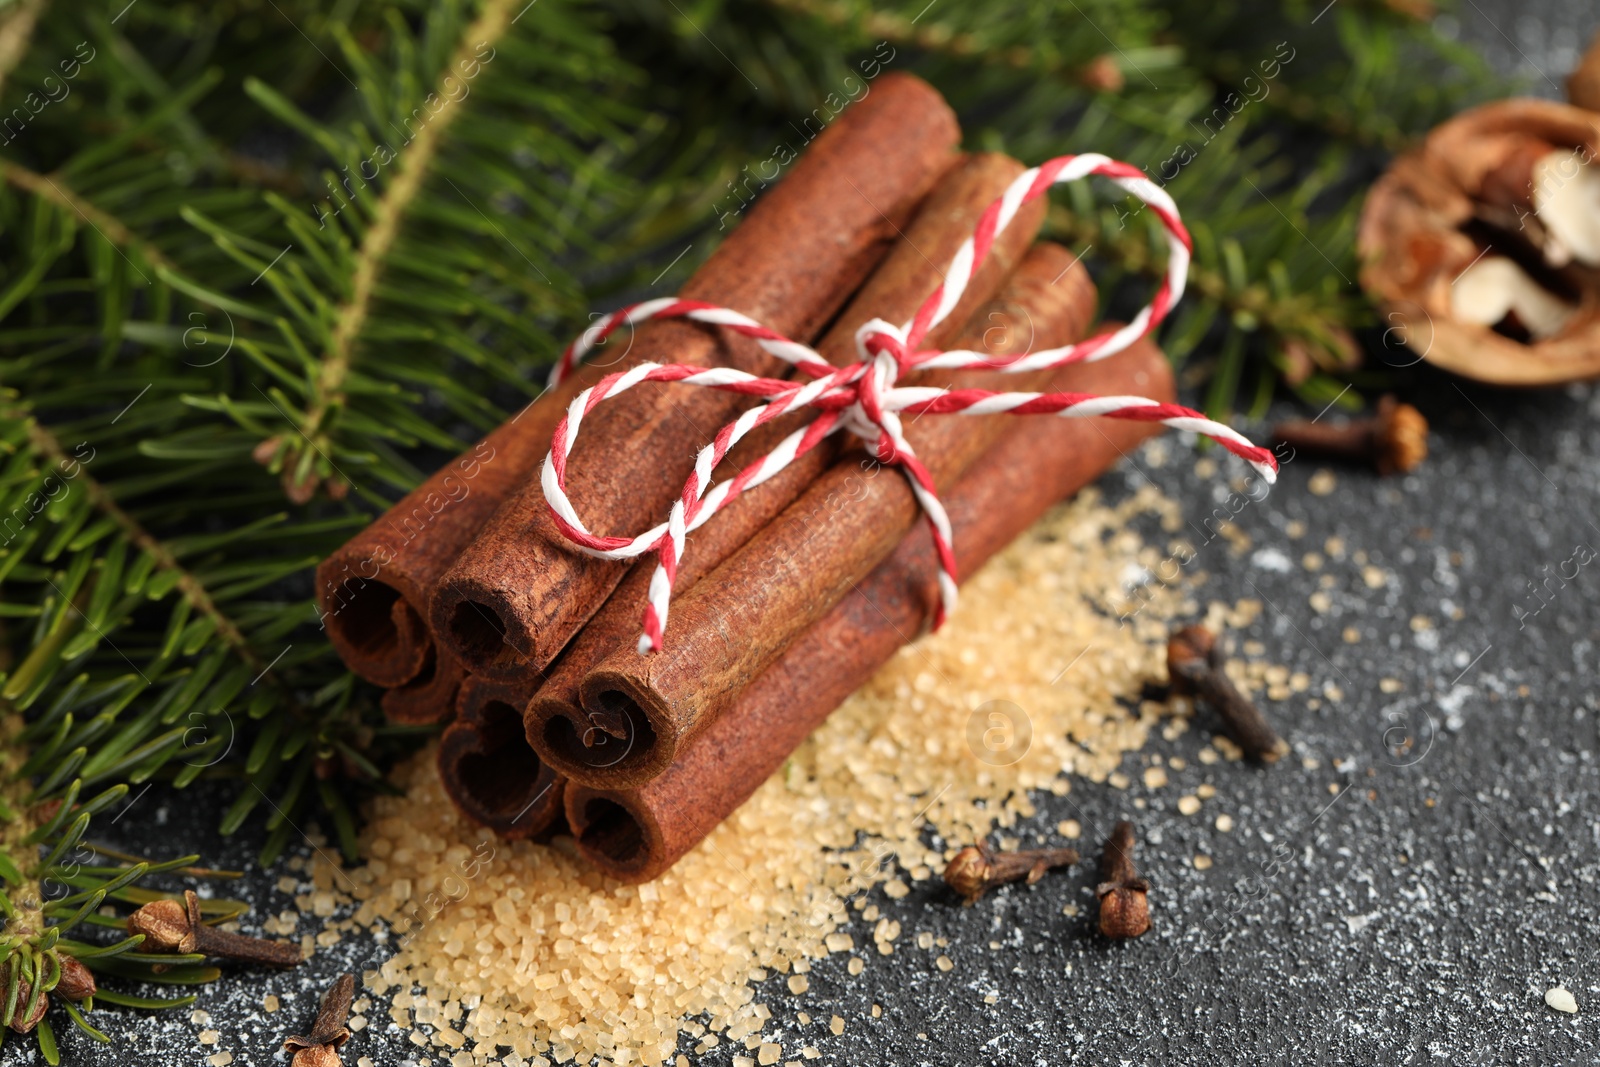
[1215,814,1234,832]
[207,1055,232,1067]
[1546,986,1578,1014]
[829,1016,845,1036]
[198,1030,219,1045]
[1193,855,1213,870]
[936,955,953,972]
[787,975,808,995]
[1177,795,1201,816]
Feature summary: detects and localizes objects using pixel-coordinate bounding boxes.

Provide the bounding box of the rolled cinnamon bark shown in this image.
[379,646,467,725]
[527,153,1048,782]
[565,330,1175,882]
[316,363,603,687]
[431,73,962,680]
[574,241,1095,786]
[436,674,565,839]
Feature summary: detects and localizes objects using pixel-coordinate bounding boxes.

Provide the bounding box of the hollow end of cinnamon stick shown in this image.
[438,680,566,840]
[317,554,432,688]
[379,645,466,725]
[522,687,644,787]
[549,672,673,788]
[564,784,666,883]
[433,583,543,678]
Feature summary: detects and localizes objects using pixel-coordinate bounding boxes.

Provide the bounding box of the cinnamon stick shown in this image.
[316,362,603,687]
[379,645,466,726]
[573,240,1093,787]
[526,153,1048,783]
[436,674,565,839]
[566,329,1175,882]
[430,74,962,680]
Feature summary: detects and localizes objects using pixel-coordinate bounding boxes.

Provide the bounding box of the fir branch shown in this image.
[1048,205,1355,345]
[760,0,1133,89]
[9,409,265,676]
[294,0,525,478]
[0,160,177,276]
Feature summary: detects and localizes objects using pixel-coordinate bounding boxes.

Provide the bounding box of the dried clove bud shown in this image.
[1096,821,1151,939]
[1270,394,1428,476]
[1166,625,1289,763]
[942,841,1078,905]
[127,890,303,968]
[283,973,355,1067]
[54,955,97,1001]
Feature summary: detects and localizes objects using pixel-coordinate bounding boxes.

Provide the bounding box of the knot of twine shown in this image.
[540,154,1280,654]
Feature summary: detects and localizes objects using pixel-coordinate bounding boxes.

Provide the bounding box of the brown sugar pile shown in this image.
[350,482,1211,1065]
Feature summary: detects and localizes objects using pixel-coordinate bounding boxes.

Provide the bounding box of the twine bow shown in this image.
[541,154,1279,654]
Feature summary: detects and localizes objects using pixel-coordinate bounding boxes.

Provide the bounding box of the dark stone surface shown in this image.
[33,7,1600,1067]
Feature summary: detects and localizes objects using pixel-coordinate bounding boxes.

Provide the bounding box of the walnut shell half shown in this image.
[1357,98,1600,386]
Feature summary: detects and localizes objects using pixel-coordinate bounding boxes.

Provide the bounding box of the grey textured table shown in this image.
[38,5,1600,1066]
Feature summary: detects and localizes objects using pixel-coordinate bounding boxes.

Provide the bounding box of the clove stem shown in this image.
[1167,625,1289,763]
[128,890,302,968]
[943,842,1078,904]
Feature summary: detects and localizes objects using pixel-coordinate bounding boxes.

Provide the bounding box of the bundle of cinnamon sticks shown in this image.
[318,74,1176,882]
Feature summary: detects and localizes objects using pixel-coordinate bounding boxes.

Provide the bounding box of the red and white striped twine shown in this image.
[541,154,1279,653]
